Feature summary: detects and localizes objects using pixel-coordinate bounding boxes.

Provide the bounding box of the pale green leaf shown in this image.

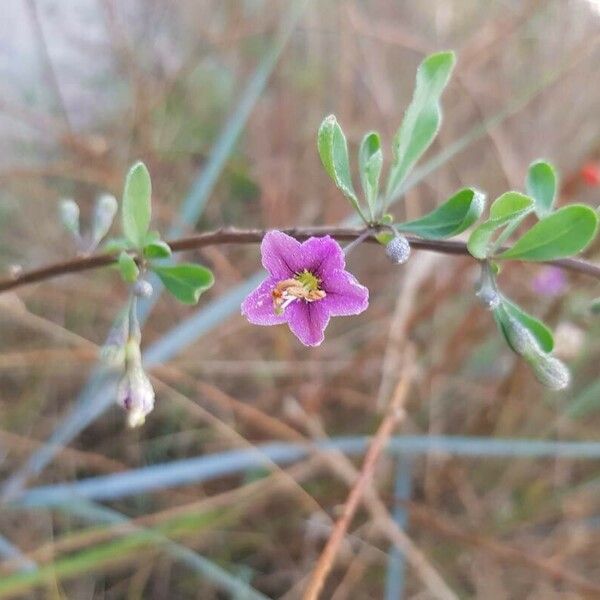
[526,160,557,218]
[122,161,152,247]
[118,251,139,283]
[358,131,383,218]
[317,115,361,216]
[386,51,456,200]
[153,263,214,305]
[467,192,534,259]
[396,187,485,239]
[499,204,599,261]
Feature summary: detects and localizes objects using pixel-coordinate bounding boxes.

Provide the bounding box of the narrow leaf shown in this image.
[499,204,599,261]
[122,161,152,247]
[467,192,534,259]
[317,115,361,215]
[386,51,456,200]
[526,160,557,218]
[358,131,383,218]
[118,251,139,283]
[153,264,214,304]
[396,187,485,239]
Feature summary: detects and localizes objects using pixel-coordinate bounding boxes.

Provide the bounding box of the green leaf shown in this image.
[144,240,172,259]
[118,251,139,283]
[358,131,383,218]
[153,263,214,304]
[143,230,161,245]
[395,187,485,239]
[501,297,554,353]
[386,51,456,200]
[122,161,152,248]
[526,160,557,218]
[317,115,362,217]
[103,237,131,253]
[499,204,599,261]
[467,192,534,259]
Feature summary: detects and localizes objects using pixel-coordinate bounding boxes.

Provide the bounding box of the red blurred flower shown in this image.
[581,162,600,186]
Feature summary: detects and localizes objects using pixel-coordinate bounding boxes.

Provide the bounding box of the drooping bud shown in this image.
[59,199,80,239]
[495,307,571,390]
[530,354,571,390]
[117,339,155,427]
[101,310,129,367]
[134,279,153,298]
[385,235,411,264]
[91,194,118,248]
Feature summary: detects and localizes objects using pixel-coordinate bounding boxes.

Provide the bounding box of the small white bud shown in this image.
[91,194,118,246]
[134,279,153,298]
[59,199,80,238]
[116,340,155,427]
[530,354,571,390]
[476,287,501,310]
[385,235,411,264]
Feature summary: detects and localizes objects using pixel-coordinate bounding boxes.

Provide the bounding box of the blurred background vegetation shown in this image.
[1,0,600,598]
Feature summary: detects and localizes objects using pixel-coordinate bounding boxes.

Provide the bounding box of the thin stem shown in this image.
[1,227,599,294]
[490,214,527,256]
[343,229,373,256]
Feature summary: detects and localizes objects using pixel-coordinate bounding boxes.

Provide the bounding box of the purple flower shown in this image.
[532,266,567,297]
[241,231,369,346]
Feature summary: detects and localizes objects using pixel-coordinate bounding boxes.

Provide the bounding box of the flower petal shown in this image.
[260,230,304,278]
[241,277,287,326]
[286,301,330,347]
[322,270,369,316]
[300,235,346,278]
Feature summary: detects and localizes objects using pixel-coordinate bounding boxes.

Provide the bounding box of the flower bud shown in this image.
[59,199,80,238]
[101,311,129,367]
[530,354,571,390]
[117,340,155,427]
[134,279,153,298]
[91,194,118,247]
[385,235,411,264]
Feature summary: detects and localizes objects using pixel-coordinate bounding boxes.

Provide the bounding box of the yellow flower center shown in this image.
[295,269,321,292]
[272,269,326,314]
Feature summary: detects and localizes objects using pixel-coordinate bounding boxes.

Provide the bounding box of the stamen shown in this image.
[272,270,326,315]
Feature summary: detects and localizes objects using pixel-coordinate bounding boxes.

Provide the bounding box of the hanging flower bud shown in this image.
[100,310,129,367]
[495,307,570,390]
[117,339,155,428]
[134,279,153,298]
[385,235,411,264]
[91,194,118,248]
[59,199,81,240]
[530,354,571,390]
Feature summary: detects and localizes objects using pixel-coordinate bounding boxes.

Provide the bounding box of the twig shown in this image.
[300,373,458,600]
[1,227,599,294]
